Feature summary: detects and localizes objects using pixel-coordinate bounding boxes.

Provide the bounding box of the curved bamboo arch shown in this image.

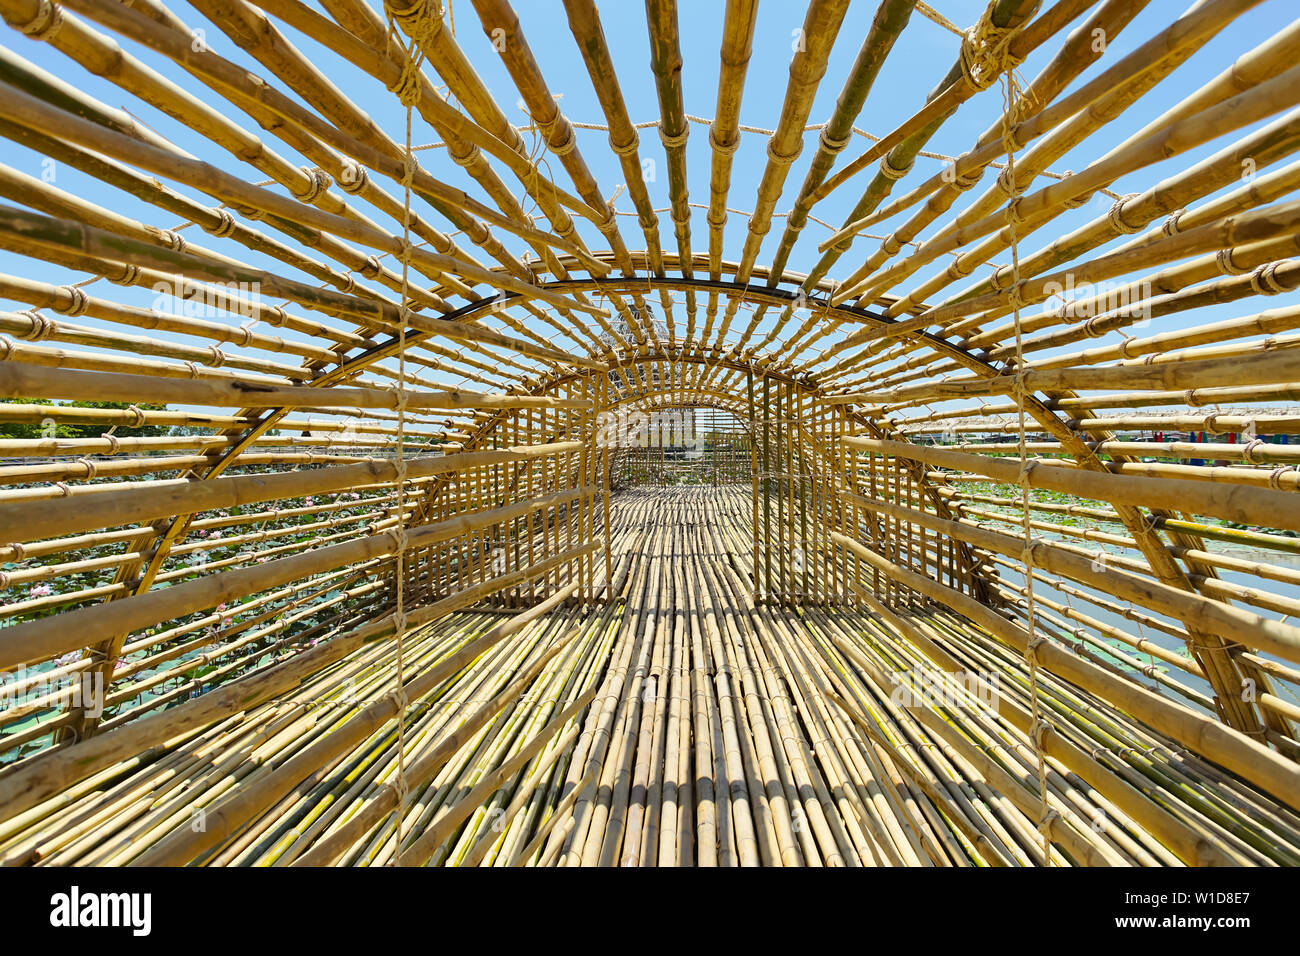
[409,348,993,589]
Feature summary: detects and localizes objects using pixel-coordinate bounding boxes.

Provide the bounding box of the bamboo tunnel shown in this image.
[1,0,1299,867]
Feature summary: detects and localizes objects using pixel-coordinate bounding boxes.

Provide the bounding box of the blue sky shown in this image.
[0,0,1296,392]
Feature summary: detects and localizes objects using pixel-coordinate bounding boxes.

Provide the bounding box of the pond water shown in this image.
[995,542,1300,718]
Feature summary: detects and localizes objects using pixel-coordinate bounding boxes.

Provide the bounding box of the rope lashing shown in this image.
[291,167,330,203]
[1003,194,1027,228]
[1062,189,1090,210]
[57,285,89,317]
[817,126,853,153]
[544,119,579,158]
[1107,193,1143,234]
[1241,438,1267,465]
[337,163,370,195]
[958,1,1020,92]
[658,122,689,151]
[1217,248,1248,276]
[945,257,974,281]
[207,209,238,238]
[610,131,642,157]
[1250,261,1286,295]
[1268,465,1297,490]
[767,137,802,168]
[951,165,982,191]
[1015,457,1038,490]
[19,312,53,341]
[878,151,913,181]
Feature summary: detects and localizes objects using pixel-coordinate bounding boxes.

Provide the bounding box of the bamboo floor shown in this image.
[4,487,1300,866]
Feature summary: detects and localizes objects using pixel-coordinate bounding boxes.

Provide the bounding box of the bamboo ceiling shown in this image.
[2,0,1300,867]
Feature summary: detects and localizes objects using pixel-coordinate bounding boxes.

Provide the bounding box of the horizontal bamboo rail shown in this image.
[0,362,595,411]
[831,531,1300,813]
[844,436,1300,533]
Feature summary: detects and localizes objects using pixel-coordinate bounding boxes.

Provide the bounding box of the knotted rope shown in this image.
[960,2,1021,92]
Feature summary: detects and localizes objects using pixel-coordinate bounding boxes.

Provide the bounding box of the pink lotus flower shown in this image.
[30,583,53,598]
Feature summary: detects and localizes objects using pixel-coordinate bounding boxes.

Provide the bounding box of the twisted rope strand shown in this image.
[1002,64,1055,868]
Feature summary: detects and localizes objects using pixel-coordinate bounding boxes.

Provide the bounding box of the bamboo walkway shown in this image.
[4,487,1298,867]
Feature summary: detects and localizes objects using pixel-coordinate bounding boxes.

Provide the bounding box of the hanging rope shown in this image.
[382,0,430,869]
[915,1,965,38]
[1000,65,1055,867]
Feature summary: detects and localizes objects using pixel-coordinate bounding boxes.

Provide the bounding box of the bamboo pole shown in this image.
[844,436,1300,534]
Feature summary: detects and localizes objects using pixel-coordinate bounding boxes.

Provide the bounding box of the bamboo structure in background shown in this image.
[1,0,1299,865]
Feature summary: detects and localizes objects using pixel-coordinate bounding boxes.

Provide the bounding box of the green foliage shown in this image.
[0,398,169,439]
